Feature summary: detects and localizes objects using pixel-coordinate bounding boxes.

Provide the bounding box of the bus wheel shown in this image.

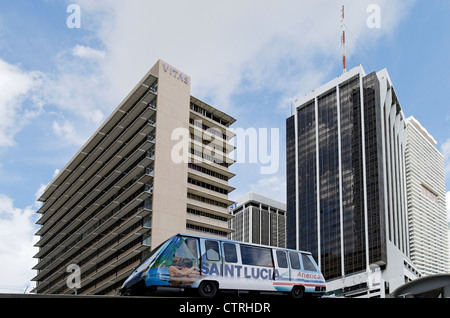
[291,286,304,299]
[198,281,218,298]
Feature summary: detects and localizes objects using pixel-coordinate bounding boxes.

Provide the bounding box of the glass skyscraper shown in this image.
[286,66,420,297]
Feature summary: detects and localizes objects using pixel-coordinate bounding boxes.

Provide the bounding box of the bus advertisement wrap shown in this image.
[121,233,326,298]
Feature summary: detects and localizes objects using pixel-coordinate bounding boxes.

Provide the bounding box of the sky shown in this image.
[0,0,449,293]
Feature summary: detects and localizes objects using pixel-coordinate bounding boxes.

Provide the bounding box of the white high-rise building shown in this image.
[229,192,286,248]
[405,116,449,275]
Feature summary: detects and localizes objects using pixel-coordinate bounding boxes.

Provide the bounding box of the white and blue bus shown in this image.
[120,233,326,298]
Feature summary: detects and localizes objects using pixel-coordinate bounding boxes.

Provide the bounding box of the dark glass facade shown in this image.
[286,115,296,249]
[317,90,341,279]
[286,72,388,281]
[339,77,366,276]
[296,101,318,259]
[363,73,387,266]
[287,101,318,258]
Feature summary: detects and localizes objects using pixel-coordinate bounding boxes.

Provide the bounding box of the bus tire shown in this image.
[198,281,218,298]
[291,286,304,299]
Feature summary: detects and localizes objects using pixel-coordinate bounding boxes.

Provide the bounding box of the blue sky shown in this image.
[0,0,449,292]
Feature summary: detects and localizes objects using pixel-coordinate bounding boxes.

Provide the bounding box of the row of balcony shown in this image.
[38,81,158,211]
[39,124,154,226]
[33,203,152,293]
[33,169,154,275]
[36,134,155,248]
[33,73,160,294]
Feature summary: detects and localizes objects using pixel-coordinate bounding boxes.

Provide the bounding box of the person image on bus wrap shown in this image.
[168,257,200,277]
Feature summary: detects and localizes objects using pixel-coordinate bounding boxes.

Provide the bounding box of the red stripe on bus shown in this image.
[273,282,326,287]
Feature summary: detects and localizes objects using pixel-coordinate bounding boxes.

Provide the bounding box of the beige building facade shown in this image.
[32,60,235,295]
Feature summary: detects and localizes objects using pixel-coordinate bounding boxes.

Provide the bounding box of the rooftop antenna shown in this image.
[341,5,346,73]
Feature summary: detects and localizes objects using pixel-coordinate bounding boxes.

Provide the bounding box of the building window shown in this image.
[187,208,228,222]
[187,192,228,209]
[188,177,228,194]
[186,223,228,237]
[190,102,229,127]
[421,184,438,204]
[188,163,229,181]
[189,147,231,168]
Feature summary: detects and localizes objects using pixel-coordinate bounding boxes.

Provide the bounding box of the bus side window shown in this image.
[184,238,199,259]
[276,251,288,268]
[240,245,273,267]
[223,243,238,263]
[301,253,317,271]
[205,240,220,261]
[289,252,301,270]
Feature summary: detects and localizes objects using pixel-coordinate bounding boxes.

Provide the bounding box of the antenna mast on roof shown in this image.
[341,5,346,73]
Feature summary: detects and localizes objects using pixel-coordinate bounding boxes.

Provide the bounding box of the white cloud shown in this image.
[53,169,60,178]
[0,59,43,148]
[32,44,109,145]
[0,0,414,152]
[73,0,414,113]
[33,184,47,210]
[0,194,38,293]
[0,52,103,149]
[249,175,286,203]
[72,44,106,60]
[52,120,87,146]
[41,48,106,125]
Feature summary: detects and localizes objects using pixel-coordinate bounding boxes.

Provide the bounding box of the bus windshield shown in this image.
[134,240,167,273]
[148,236,201,285]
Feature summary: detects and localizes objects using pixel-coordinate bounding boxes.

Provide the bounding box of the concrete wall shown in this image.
[151,60,191,248]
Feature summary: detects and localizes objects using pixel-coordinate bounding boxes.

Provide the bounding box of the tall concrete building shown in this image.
[32,60,236,295]
[405,116,449,275]
[229,192,286,247]
[286,65,420,297]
